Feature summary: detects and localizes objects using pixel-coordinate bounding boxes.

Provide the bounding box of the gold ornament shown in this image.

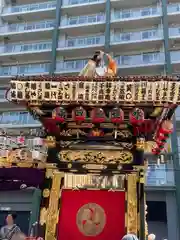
[43,188,50,198]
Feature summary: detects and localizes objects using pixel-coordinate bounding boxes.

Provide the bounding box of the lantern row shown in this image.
[52,107,144,124]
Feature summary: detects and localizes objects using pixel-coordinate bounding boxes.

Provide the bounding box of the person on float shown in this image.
[79,50,117,77]
[0,213,26,240]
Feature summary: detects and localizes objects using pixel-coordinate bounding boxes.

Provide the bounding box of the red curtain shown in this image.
[58,189,125,240]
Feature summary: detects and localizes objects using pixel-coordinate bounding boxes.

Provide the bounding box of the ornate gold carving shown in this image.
[40,207,48,225]
[136,138,145,150]
[82,164,107,170]
[44,136,56,148]
[64,174,125,190]
[76,203,106,236]
[45,171,64,240]
[127,174,138,234]
[115,130,132,138]
[59,150,133,164]
[60,129,86,137]
[0,149,47,168]
[45,164,57,178]
[43,189,50,198]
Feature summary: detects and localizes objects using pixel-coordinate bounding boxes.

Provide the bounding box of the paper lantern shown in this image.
[52,107,67,123]
[159,120,173,135]
[110,108,124,123]
[17,136,25,145]
[129,108,144,125]
[72,107,86,122]
[156,139,165,149]
[91,108,105,123]
[152,147,161,155]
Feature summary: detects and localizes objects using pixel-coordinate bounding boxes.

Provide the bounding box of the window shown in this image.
[121,33,131,41]
[121,55,130,65]
[19,112,28,124]
[143,53,158,63]
[147,201,167,222]
[66,61,75,69]
[121,9,131,18]
[2,67,11,75]
[87,37,95,45]
[97,14,104,22]
[69,17,78,25]
[88,15,97,23]
[70,0,79,4]
[75,60,84,69]
[0,90,5,99]
[78,38,85,45]
[141,8,151,16]
[96,36,101,44]
[67,39,75,47]
[142,30,156,39]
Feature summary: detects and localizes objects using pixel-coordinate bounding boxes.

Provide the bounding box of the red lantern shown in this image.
[159,120,173,135]
[157,132,168,141]
[110,108,124,123]
[72,107,86,122]
[52,107,66,123]
[129,108,144,125]
[156,139,165,149]
[152,147,161,155]
[91,108,105,123]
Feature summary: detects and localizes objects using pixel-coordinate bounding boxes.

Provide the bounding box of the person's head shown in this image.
[148,233,156,240]
[6,213,17,225]
[121,234,139,240]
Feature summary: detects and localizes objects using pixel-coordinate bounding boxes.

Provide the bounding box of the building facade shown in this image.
[0,0,179,238]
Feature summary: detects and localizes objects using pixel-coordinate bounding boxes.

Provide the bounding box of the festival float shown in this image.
[1,50,178,240]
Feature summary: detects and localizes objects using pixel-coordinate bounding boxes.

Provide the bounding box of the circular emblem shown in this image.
[76,203,106,236]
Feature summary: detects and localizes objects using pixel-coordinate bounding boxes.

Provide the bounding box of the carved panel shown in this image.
[45,171,63,240]
[127,174,138,235]
[64,173,125,190]
[59,150,133,164]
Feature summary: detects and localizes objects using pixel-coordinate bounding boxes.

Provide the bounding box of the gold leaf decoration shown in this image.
[59,150,133,164]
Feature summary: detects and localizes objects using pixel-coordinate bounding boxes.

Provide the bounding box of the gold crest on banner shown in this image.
[76,203,106,236]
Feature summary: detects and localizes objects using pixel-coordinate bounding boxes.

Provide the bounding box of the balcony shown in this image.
[60,13,105,35]
[175,106,180,121]
[168,3,180,24]
[1,1,56,21]
[55,52,164,75]
[0,89,7,103]
[56,59,88,74]
[57,35,105,57]
[0,20,54,41]
[145,164,175,187]
[62,0,105,15]
[171,50,180,73]
[115,52,165,75]
[0,41,52,62]
[0,111,41,128]
[169,26,180,44]
[111,0,156,9]
[111,6,162,29]
[0,62,50,81]
[111,28,163,51]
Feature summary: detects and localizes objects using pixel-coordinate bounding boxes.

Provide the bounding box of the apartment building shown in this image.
[0,0,179,238]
